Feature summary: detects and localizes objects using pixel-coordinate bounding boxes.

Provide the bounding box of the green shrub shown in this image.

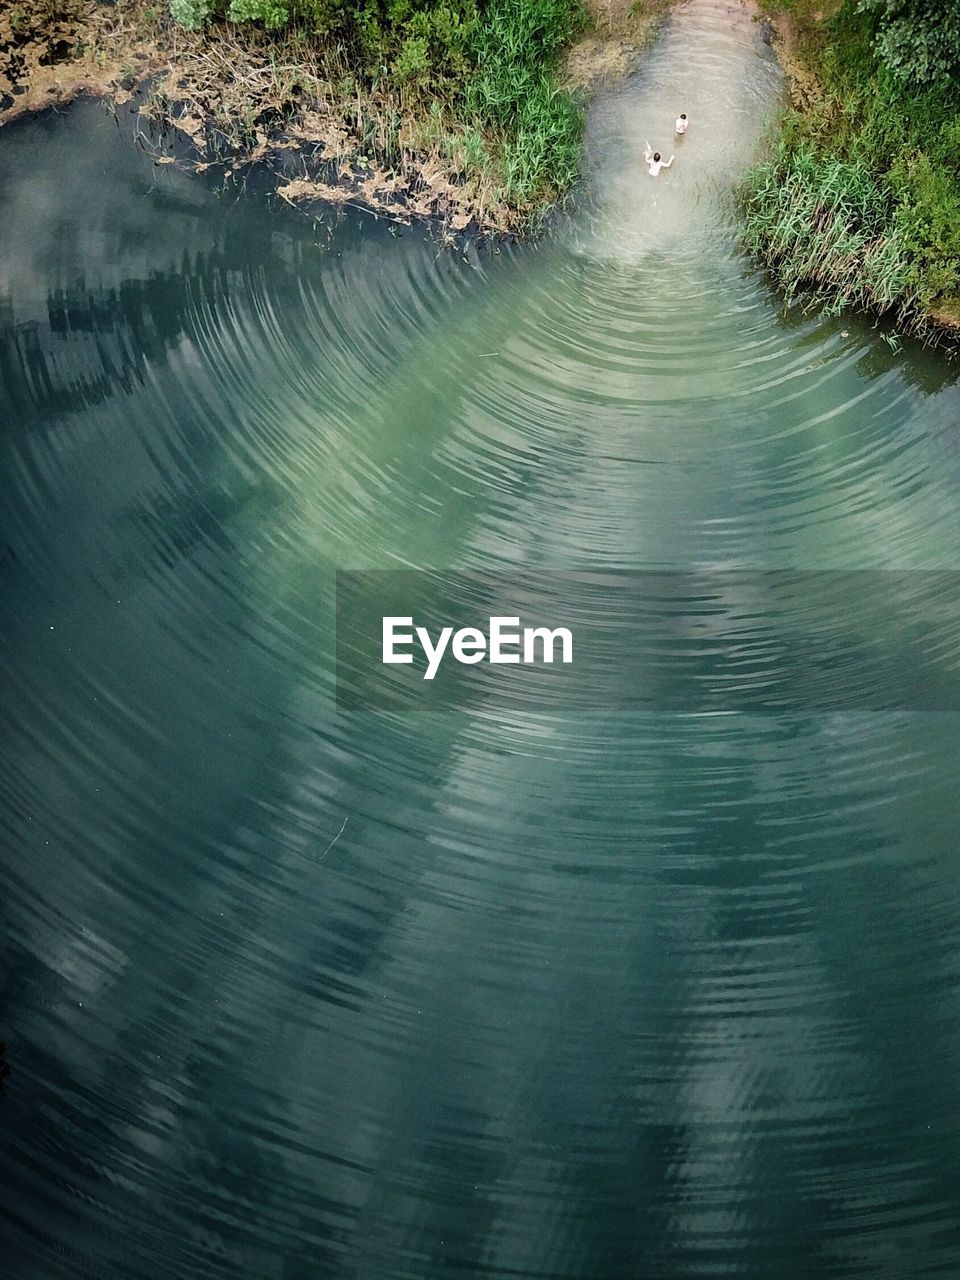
[227,0,291,25]
[169,0,217,27]
[349,0,477,82]
[392,33,430,82]
[857,0,960,85]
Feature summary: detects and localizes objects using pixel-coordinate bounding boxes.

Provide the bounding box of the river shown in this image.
[3,1,960,1276]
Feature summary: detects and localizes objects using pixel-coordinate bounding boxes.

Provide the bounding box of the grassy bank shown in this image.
[146,0,591,232]
[741,1,960,345]
[0,0,681,234]
[2,0,655,234]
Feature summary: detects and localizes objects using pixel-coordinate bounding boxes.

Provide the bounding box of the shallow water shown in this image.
[3,1,960,1276]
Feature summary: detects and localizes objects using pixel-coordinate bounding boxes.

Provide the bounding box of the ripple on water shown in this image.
[3,0,960,1276]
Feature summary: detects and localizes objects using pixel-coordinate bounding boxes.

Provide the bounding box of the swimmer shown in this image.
[675,112,689,135]
[643,146,674,177]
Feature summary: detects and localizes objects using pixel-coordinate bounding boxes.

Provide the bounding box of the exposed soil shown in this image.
[0,0,164,125]
[928,301,960,334]
[760,8,826,110]
[565,0,675,94]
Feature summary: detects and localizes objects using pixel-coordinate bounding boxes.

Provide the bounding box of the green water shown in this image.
[3,3,960,1276]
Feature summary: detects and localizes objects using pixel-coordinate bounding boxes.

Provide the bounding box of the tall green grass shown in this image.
[466,0,586,206]
[742,139,921,320]
[742,2,960,341]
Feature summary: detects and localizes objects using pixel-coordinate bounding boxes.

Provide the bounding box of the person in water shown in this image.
[675,112,689,135]
[644,146,674,177]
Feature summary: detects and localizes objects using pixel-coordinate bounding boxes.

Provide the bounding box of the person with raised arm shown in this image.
[644,144,674,177]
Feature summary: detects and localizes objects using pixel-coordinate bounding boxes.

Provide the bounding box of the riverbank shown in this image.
[0,0,675,236]
[741,1,960,348]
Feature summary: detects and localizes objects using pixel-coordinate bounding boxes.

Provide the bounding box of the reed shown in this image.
[464,0,586,207]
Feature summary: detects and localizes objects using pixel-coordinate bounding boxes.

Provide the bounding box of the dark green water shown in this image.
[3,3,960,1276]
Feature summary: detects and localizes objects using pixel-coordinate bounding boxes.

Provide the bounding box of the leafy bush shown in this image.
[228,0,292,28]
[349,0,478,84]
[857,0,960,85]
[169,0,216,27]
[392,33,430,82]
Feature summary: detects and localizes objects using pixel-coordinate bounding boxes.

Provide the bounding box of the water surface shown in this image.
[3,2,960,1277]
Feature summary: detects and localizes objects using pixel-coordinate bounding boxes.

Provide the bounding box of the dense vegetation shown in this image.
[167,0,587,217]
[742,0,960,341]
[858,0,960,85]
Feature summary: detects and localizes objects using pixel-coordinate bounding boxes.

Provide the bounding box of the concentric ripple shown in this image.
[3,1,960,1277]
